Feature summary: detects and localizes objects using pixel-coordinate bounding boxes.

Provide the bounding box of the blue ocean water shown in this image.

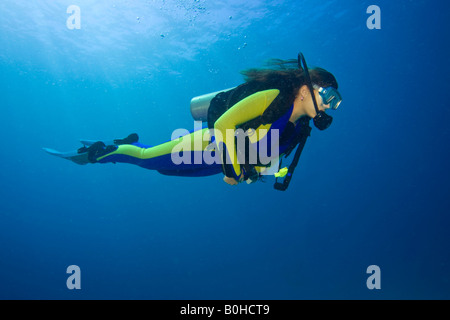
[0,0,449,300]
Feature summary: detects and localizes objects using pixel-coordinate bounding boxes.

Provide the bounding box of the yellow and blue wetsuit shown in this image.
[94,90,306,179]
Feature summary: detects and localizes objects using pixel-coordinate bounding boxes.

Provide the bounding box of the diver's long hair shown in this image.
[240,58,338,94]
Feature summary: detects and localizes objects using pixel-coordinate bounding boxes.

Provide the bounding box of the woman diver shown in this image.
[44,53,342,190]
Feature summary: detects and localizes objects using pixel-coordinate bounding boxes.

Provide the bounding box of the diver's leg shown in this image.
[92,128,222,177]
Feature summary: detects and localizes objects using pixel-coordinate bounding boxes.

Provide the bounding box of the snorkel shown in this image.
[297,53,333,130]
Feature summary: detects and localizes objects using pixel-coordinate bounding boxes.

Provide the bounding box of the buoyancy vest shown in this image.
[207,79,298,131]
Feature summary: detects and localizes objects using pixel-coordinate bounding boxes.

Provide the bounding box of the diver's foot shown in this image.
[114,133,139,145]
[77,146,88,154]
[85,141,117,163]
[87,141,105,163]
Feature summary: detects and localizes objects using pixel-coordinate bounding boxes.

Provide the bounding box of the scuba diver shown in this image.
[44,52,342,191]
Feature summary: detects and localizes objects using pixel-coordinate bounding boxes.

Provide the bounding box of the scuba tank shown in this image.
[190,87,235,122]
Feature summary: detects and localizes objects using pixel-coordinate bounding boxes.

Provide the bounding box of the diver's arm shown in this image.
[214,89,280,180]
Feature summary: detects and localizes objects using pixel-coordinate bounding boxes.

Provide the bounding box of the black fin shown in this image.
[113,133,139,145]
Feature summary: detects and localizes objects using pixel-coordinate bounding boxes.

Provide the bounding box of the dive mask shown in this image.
[313,85,342,110]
